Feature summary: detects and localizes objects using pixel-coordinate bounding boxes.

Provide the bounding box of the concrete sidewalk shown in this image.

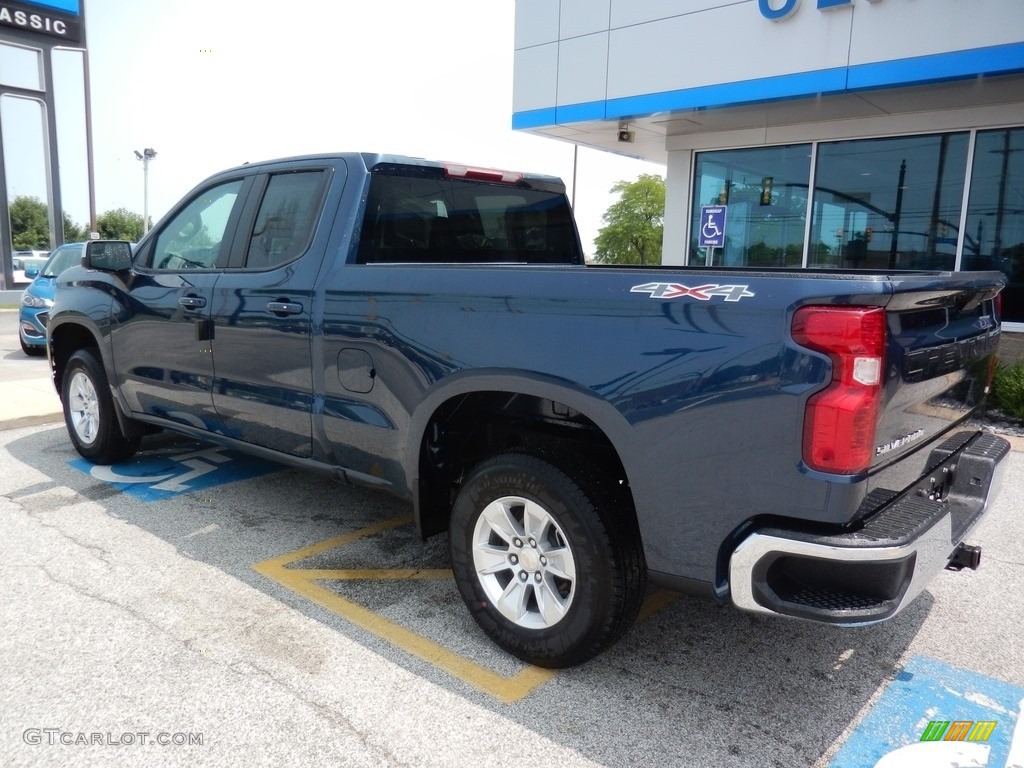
[0,309,63,431]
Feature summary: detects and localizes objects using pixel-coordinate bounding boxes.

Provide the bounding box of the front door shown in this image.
[112,177,249,432]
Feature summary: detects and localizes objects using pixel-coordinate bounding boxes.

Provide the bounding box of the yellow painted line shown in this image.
[258,514,414,569]
[636,588,682,623]
[254,514,682,703]
[254,555,555,703]
[286,568,453,581]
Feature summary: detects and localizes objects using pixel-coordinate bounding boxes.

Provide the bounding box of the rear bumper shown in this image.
[729,431,1009,625]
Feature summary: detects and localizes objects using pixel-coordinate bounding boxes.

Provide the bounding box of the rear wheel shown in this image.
[61,349,140,464]
[449,452,645,668]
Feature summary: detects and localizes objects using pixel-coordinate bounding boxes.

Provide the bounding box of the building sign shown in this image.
[0,0,81,42]
[759,0,883,22]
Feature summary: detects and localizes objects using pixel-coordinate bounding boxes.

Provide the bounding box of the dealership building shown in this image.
[513,0,1024,341]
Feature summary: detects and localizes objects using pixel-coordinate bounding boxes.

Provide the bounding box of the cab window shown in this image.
[243,171,327,270]
[356,166,582,265]
[148,180,243,270]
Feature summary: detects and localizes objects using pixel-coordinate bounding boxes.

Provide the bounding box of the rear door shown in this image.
[208,164,336,457]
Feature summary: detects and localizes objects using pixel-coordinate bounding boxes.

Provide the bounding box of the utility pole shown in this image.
[134,148,157,234]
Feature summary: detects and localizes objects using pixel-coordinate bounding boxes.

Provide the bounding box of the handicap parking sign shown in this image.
[699,205,727,248]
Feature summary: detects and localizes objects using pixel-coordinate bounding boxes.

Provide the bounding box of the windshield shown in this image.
[42,244,84,277]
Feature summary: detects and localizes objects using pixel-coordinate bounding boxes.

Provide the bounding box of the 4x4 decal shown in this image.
[631,282,755,302]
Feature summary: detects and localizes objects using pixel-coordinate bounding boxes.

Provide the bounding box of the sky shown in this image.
[2,0,664,256]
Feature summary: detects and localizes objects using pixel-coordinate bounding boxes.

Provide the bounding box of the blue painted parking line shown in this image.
[69,444,284,502]
[830,655,1024,768]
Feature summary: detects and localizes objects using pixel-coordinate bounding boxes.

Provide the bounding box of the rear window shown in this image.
[356,166,581,265]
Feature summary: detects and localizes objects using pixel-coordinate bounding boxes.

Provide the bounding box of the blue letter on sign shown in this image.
[759,0,801,21]
[817,0,853,9]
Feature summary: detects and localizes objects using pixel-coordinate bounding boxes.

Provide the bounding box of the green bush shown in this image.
[990,360,1024,421]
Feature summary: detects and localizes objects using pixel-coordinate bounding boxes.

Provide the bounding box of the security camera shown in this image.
[617,129,635,143]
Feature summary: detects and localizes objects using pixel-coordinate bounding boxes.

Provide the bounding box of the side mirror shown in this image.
[24,267,40,279]
[85,240,133,272]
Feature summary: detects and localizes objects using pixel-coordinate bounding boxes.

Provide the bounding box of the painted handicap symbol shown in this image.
[829,656,1024,768]
[88,447,232,492]
[71,444,283,502]
[875,740,990,767]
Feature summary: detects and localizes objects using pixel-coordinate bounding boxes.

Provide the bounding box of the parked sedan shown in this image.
[13,249,49,270]
[19,243,84,356]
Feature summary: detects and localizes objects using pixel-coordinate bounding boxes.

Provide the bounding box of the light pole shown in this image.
[134,148,157,235]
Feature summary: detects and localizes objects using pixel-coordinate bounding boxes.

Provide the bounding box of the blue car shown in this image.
[19,242,84,356]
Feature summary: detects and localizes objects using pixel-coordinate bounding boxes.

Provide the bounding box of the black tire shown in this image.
[61,349,141,464]
[449,452,646,668]
[20,335,46,357]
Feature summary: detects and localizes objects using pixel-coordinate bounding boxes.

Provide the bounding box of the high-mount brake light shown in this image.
[443,163,523,185]
[792,306,887,475]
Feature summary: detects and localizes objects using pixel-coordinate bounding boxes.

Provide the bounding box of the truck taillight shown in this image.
[792,306,887,475]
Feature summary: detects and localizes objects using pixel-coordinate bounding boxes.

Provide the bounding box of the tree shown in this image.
[8,195,92,248]
[9,196,51,250]
[63,211,87,242]
[593,174,666,266]
[97,208,145,242]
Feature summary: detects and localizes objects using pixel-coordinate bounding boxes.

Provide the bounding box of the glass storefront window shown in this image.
[963,128,1024,324]
[689,144,811,267]
[687,128,1024,326]
[808,133,969,271]
[0,42,42,91]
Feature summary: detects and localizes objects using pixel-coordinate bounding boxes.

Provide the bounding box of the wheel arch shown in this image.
[406,369,640,540]
[49,318,105,400]
[49,318,144,439]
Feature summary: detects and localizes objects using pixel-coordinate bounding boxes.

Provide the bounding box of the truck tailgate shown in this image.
[872,272,1003,472]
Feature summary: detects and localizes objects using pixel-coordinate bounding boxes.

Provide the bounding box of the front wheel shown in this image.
[449,452,645,668]
[61,349,140,464]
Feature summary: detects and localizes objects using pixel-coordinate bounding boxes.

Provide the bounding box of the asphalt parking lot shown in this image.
[1,318,1023,767]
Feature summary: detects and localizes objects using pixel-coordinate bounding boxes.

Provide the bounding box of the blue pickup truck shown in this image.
[47,153,1009,667]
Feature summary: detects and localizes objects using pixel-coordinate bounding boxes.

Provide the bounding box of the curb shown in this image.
[0,412,64,432]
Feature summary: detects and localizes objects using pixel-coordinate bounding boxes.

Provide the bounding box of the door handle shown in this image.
[179,295,206,309]
[266,301,303,316]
